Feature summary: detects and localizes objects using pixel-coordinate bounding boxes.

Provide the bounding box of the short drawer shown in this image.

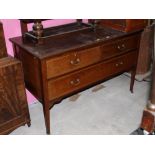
[100,35,140,60]
[46,46,102,79]
[48,51,138,100]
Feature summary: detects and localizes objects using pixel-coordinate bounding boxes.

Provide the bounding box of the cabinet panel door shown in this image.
[0,57,30,134]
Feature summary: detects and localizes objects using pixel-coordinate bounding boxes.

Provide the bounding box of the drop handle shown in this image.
[70,78,80,86]
[120,61,123,65]
[117,44,126,50]
[70,58,80,65]
[115,63,119,67]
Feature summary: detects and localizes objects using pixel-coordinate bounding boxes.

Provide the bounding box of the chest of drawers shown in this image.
[10,26,142,134]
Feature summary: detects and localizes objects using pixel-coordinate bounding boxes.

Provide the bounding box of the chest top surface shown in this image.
[10,26,141,59]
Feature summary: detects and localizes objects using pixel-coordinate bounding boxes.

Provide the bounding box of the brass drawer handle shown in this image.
[115,61,123,67]
[70,58,80,65]
[115,63,119,67]
[117,44,126,51]
[120,61,123,65]
[70,78,80,86]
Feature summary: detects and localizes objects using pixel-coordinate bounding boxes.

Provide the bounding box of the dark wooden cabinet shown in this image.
[10,21,143,134]
[0,22,30,134]
[0,57,31,134]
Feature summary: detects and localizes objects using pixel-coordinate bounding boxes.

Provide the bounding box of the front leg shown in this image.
[41,60,51,134]
[43,102,50,134]
[27,120,31,127]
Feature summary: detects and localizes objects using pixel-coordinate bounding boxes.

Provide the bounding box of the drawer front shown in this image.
[46,46,102,79]
[100,35,139,60]
[48,51,138,100]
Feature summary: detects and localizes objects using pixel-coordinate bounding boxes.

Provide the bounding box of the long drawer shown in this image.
[46,35,139,79]
[48,51,138,100]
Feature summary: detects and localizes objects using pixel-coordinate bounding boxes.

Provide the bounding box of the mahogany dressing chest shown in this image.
[10,20,145,134]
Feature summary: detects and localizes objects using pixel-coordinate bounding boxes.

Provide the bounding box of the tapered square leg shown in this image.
[43,104,51,135]
[130,68,136,93]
